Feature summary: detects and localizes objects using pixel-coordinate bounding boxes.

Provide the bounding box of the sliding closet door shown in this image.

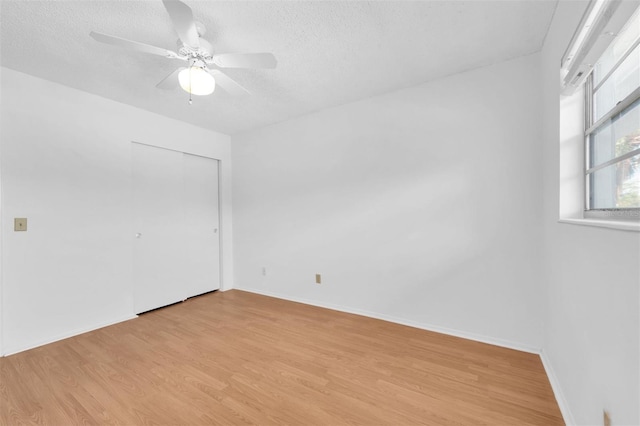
[132,143,186,313]
[132,144,221,314]
[182,153,220,297]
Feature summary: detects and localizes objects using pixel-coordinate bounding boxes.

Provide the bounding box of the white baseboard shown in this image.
[237,287,541,354]
[2,314,138,357]
[540,349,575,426]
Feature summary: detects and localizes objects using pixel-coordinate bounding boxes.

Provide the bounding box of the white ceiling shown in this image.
[0,0,558,135]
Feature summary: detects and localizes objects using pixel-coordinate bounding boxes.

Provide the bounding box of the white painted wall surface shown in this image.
[540,2,640,424]
[0,68,233,355]
[232,54,544,351]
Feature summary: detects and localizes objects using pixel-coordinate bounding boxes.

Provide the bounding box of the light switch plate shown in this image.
[14,218,27,231]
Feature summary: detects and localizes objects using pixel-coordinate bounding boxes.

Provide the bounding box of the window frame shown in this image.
[583,33,640,217]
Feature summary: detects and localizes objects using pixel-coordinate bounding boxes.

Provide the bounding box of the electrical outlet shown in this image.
[603,410,611,426]
[14,218,27,232]
[315,274,321,284]
[262,267,267,276]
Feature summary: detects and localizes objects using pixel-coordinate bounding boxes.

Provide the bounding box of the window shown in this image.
[584,7,640,215]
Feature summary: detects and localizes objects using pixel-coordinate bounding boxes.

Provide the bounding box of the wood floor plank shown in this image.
[0,290,563,425]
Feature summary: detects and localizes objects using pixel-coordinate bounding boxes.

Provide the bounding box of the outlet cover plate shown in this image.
[14,218,27,231]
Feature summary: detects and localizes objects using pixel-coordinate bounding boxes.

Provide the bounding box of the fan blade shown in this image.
[209,69,250,96]
[90,31,178,58]
[212,53,277,69]
[162,0,200,49]
[156,67,185,89]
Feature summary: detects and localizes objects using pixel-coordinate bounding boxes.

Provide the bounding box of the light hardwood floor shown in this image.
[0,290,563,425]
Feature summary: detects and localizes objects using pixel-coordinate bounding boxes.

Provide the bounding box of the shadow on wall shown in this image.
[242,159,507,307]
[236,136,542,345]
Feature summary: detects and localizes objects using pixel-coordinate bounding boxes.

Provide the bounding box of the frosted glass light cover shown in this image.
[178,67,215,96]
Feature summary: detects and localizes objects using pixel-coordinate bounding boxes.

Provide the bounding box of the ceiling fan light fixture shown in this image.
[178,66,215,96]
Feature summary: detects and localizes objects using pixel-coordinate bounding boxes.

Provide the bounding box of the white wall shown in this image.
[232,54,544,351]
[0,68,233,355]
[540,2,640,425]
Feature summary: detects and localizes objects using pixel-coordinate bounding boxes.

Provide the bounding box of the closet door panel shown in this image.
[182,153,221,298]
[132,143,186,314]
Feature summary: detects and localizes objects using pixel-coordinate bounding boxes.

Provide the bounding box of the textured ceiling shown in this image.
[0,0,558,135]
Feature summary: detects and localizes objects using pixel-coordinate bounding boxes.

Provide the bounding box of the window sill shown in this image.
[558,218,640,232]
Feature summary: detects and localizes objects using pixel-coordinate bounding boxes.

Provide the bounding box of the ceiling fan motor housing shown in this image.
[178,38,213,62]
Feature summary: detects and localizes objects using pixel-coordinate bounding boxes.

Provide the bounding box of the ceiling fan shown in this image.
[90,0,276,100]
